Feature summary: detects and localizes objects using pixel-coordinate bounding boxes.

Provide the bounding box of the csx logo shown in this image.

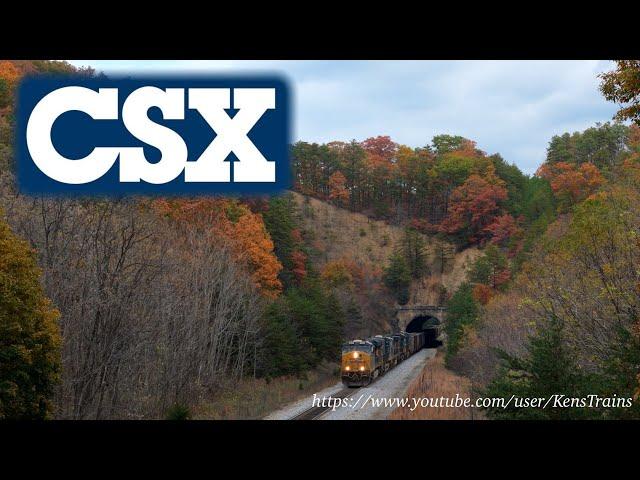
[17,76,290,195]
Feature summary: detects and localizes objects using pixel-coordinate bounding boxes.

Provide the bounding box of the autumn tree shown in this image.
[0,61,20,111]
[599,60,640,125]
[214,201,283,297]
[327,171,349,206]
[439,171,508,244]
[361,135,397,160]
[483,214,522,250]
[0,60,276,419]
[321,259,355,289]
[0,211,60,419]
[152,198,283,297]
[461,183,640,419]
[619,125,640,185]
[536,161,605,211]
[290,250,308,285]
[472,283,495,305]
[290,131,558,250]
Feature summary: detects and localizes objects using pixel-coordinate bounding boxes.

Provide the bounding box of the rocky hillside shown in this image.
[291,191,480,331]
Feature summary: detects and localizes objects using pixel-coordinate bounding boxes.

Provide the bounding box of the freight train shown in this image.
[340,331,425,387]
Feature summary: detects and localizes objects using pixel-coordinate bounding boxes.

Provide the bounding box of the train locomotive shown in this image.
[341,331,425,387]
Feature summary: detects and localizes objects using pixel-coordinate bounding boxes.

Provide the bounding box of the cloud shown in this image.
[70,60,620,175]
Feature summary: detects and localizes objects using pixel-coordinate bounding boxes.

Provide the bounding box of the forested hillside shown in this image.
[446,121,640,419]
[291,133,555,252]
[289,191,479,333]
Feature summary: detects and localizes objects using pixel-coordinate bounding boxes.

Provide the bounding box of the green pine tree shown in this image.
[444,283,478,360]
[383,252,412,305]
[482,317,595,420]
[262,194,298,288]
[401,227,428,279]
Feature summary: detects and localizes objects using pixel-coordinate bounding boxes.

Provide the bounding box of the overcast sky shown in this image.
[69,60,619,175]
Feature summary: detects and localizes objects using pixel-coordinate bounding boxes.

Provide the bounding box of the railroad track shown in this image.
[291,388,356,420]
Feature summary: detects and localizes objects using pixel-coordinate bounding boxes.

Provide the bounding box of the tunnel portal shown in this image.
[405,315,442,348]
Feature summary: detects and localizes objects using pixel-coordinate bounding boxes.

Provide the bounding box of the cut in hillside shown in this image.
[291,191,480,334]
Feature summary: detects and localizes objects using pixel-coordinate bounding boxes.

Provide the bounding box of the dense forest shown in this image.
[290,129,559,306]
[1,59,639,420]
[291,132,559,272]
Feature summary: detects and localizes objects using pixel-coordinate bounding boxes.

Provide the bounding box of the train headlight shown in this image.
[345,366,350,371]
[359,366,365,371]
[353,352,359,359]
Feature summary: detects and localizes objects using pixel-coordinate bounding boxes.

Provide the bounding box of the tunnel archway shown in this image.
[405,315,442,348]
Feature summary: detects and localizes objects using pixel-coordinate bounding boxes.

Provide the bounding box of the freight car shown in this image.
[341,331,425,387]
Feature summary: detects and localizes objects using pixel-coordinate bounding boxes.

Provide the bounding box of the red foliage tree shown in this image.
[291,228,303,244]
[483,214,522,248]
[361,135,397,161]
[409,218,440,234]
[291,250,307,285]
[439,173,508,244]
[492,267,511,288]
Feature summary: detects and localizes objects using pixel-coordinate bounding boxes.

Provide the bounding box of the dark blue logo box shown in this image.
[16,75,291,196]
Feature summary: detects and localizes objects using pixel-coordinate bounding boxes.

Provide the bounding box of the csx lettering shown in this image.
[25,86,276,184]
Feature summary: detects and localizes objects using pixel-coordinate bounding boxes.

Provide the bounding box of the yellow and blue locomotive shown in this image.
[341,331,426,387]
[341,339,378,387]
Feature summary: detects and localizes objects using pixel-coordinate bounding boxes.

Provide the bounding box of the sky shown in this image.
[69,60,620,175]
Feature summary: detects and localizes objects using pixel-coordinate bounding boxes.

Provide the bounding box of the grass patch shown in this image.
[193,361,339,419]
[388,351,483,420]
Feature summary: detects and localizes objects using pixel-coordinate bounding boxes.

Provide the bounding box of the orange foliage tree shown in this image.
[0,61,20,111]
[472,283,495,305]
[151,198,282,297]
[537,161,605,210]
[327,171,349,206]
[0,61,20,84]
[321,260,354,288]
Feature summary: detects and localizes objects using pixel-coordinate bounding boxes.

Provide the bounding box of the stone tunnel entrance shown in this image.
[405,315,442,348]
